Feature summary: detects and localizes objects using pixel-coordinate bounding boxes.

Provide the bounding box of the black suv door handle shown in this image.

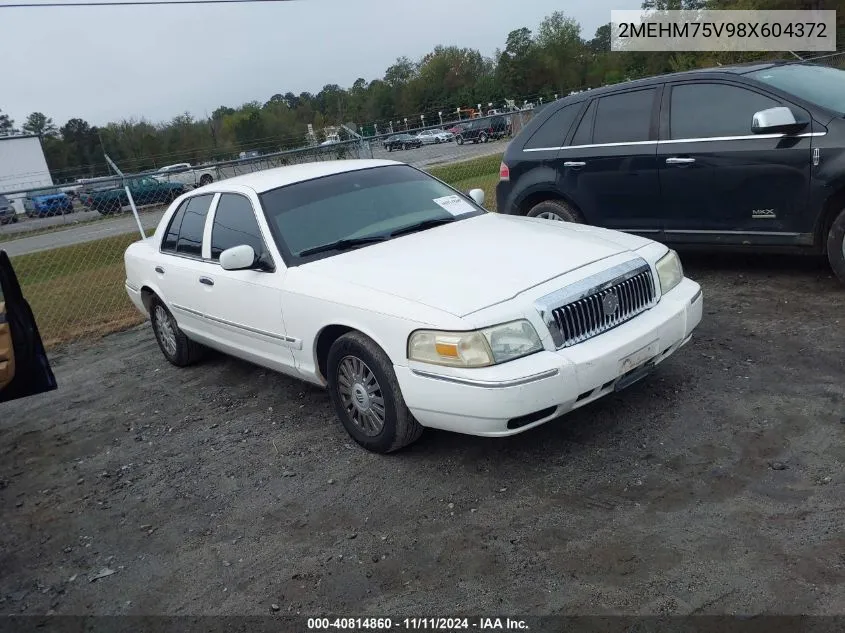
[563,161,586,168]
[665,157,696,165]
[199,277,214,286]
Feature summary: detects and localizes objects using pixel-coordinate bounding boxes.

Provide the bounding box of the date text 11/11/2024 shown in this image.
[306,617,530,630]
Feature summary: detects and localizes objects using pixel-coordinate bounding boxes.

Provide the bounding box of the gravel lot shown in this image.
[1,252,843,616]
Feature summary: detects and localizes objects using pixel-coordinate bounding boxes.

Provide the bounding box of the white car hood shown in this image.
[301,213,651,317]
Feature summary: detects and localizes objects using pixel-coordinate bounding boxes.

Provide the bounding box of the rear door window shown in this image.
[593,88,657,144]
[175,194,213,257]
[571,99,597,145]
[161,200,188,252]
[524,103,582,150]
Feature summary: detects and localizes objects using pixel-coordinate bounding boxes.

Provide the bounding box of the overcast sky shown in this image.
[1,0,640,127]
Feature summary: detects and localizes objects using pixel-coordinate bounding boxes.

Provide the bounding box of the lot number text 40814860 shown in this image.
[306,617,530,630]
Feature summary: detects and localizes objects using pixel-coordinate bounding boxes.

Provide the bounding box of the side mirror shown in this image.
[468,188,486,206]
[752,106,808,134]
[219,244,257,271]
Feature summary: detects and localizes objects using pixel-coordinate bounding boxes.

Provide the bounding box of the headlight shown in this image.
[408,319,543,367]
[656,249,684,295]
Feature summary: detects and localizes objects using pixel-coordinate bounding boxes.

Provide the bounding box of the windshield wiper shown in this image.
[298,235,389,257]
[390,217,456,238]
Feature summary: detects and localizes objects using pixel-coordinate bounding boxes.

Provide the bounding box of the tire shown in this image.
[150,297,204,367]
[387,145,392,152]
[435,138,441,144]
[826,208,845,284]
[456,136,464,146]
[480,132,489,143]
[402,143,408,151]
[326,332,423,453]
[199,174,213,187]
[526,199,584,223]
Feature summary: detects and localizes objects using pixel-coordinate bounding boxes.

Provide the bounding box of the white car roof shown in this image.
[215,159,403,194]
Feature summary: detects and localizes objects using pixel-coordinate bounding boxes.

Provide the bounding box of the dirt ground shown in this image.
[1,252,844,617]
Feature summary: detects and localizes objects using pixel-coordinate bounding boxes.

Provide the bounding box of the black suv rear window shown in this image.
[524,103,581,150]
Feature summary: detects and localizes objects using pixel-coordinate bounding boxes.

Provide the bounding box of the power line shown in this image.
[0,0,295,8]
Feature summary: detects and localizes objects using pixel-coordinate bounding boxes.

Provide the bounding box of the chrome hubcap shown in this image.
[154,305,177,357]
[537,211,565,221]
[337,356,385,436]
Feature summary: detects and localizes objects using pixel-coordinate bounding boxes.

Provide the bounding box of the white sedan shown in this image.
[124,159,703,453]
[416,129,454,145]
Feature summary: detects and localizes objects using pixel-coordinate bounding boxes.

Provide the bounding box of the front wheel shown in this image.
[402,143,408,151]
[526,199,584,223]
[826,208,845,284]
[199,174,213,187]
[479,132,489,143]
[327,332,423,453]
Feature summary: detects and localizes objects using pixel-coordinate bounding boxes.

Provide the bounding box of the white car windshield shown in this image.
[259,165,485,264]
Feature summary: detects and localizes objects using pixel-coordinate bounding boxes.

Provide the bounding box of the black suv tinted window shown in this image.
[211,193,266,260]
[593,88,656,144]
[571,99,597,145]
[524,102,581,150]
[670,82,779,139]
[175,194,213,257]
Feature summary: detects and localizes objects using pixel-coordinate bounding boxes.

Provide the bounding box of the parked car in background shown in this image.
[417,129,455,145]
[0,195,17,225]
[156,163,216,189]
[83,176,186,214]
[455,116,510,145]
[23,189,75,218]
[383,134,422,152]
[496,60,845,284]
[123,159,702,453]
[0,250,57,403]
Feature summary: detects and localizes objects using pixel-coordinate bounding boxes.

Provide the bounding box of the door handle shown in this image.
[154,266,164,274]
[665,157,696,165]
[199,277,214,286]
[563,161,586,168]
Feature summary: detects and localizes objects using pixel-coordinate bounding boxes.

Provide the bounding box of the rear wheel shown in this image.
[402,143,408,151]
[480,132,489,143]
[327,332,423,453]
[456,136,464,146]
[387,145,393,152]
[526,199,584,223]
[826,208,845,284]
[150,297,204,367]
[199,174,214,187]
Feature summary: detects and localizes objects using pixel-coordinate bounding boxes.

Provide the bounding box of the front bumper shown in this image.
[394,277,703,437]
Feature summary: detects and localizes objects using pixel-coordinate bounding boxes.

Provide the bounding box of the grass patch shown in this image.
[427,153,502,212]
[15,154,504,349]
[12,233,146,349]
[428,153,502,184]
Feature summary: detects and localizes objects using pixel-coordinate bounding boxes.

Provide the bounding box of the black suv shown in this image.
[456,116,510,145]
[496,61,845,283]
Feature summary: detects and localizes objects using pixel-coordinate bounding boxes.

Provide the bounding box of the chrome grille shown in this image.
[535,259,657,349]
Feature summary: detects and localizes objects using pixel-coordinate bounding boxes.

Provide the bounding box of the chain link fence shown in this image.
[0,110,534,349]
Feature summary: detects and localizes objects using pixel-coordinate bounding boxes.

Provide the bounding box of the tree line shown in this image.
[1,0,842,184]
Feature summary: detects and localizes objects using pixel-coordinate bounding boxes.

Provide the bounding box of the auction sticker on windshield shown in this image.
[433,195,476,216]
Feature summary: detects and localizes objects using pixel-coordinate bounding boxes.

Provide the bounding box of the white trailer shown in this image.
[0,135,53,215]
